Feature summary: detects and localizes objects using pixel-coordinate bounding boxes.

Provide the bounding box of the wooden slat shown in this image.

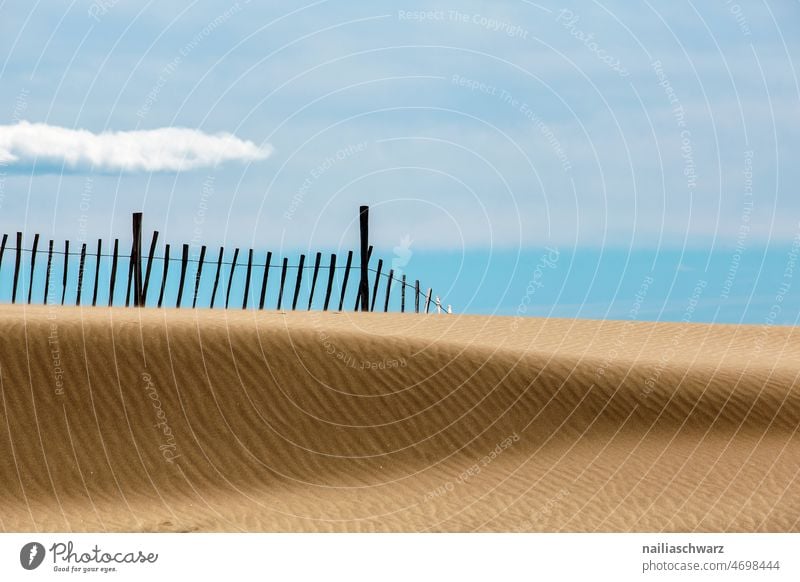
[401,274,406,313]
[277,257,288,310]
[157,244,171,308]
[242,249,253,310]
[370,258,383,312]
[125,251,133,307]
[415,280,420,313]
[43,240,53,304]
[0,235,7,287]
[307,252,321,310]
[338,250,353,312]
[142,231,159,304]
[209,247,224,308]
[131,212,143,306]
[76,243,87,306]
[11,232,22,304]
[61,241,70,305]
[225,248,239,309]
[323,253,336,311]
[384,268,393,312]
[358,205,369,311]
[27,233,40,304]
[291,254,305,310]
[176,244,189,308]
[91,238,102,306]
[192,245,207,308]
[108,239,119,307]
[258,251,272,310]
[354,245,373,311]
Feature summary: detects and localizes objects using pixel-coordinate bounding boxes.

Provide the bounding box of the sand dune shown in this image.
[0,305,797,532]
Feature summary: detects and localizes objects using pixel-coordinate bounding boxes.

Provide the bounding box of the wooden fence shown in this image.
[0,206,451,314]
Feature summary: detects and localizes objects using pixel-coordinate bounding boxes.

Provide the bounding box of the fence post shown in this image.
[61,241,70,305]
[292,254,305,310]
[225,248,239,308]
[210,247,224,308]
[338,250,353,311]
[108,239,118,307]
[91,239,102,306]
[142,231,159,304]
[176,244,189,308]
[193,245,206,308]
[76,243,87,306]
[307,252,321,310]
[415,280,420,313]
[354,245,373,310]
[0,234,7,289]
[384,269,394,312]
[27,233,40,304]
[323,253,336,311]
[132,212,143,307]
[43,240,53,304]
[11,232,22,304]
[401,274,406,313]
[157,244,170,308]
[358,205,369,312]
[370,258,383,312]
[242,248,253,310]
[424,288,432,313]
[258,251,272,310]
[277,257,288,310]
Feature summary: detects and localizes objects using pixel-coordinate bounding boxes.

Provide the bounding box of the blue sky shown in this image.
[0,1,798,322]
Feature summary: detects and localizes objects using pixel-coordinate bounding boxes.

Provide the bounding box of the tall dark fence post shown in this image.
[132,212,143,307]
[384,269,394,312]
[76,243,87,306]
[338,250,353,311]
[142,231,159,304]
[370,258,383,312]
[292,254,305,310]
[424,288,432,313]
[158,244,170,308]
[11,232,22,304]
[91,238,102,307]
[225,248,239,309]
[323,253,336,311]
[258,251,272,310]
[358,205,369,312]
[192,245,206,308]
[307,252,321,310]
[176,244,189,308]
[108,239,119,307]
[401,274,406,313]
[415,280,420,313]
[354,245,373,311]
[242,248,253,310]
[27,233,40,304]
[277,257,288,310]
[43,240,53,304]
[61,241,69,305]
[210,247,224,308]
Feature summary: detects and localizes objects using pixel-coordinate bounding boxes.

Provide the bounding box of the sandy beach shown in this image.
[0,305,797,532]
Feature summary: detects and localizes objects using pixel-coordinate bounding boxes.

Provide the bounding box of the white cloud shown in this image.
[0,121,272,172]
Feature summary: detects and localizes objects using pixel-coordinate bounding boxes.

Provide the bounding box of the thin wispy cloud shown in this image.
[0,121,272,172]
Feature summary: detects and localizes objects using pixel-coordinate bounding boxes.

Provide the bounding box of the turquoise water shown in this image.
[2,241,798,326]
